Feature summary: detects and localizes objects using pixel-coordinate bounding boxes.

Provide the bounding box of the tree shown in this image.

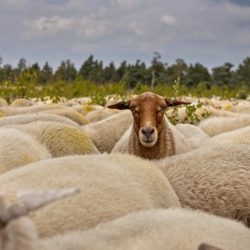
[236,57,250,87]
[185,63,211,88]
[103,62,117,83]
[0,55,4,82]
[54,60,77,82]
[212,63,235,87]
[41,62,53,84]
[150,52,168,90]
[117,61,128,81]
[17,58,27,73]
[79,55,95,80]
[166,58,188,83]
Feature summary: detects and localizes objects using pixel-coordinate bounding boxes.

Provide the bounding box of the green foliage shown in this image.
[1,68,37,103]
[166,100,211,125]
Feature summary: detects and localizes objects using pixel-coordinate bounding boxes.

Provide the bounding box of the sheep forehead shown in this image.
[132,92,164,107]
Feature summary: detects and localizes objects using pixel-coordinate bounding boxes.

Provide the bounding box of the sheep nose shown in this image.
[142,127,155,135]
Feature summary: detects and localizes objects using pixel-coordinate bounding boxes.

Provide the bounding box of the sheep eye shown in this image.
[161,106,167,110]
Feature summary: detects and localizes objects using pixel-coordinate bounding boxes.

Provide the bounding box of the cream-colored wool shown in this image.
[0,104,68,116]
[70,105,98,116]
[0,97,9,107]
[39,109,90,125]
[111,117,192,159]
[82,111,133,153]
[0,128,51,174]
[0,113,80,128]
[3,121,99,157]
[201,126,250,146]
[175,123,210,149]
[41,208,250,250]
[198,115,250,137]
[0,189,80,250]
[153,144,250,227]
[166,104,240,125]
[85,109,114,122]
[229,104,250,114]
[10,98,35,107]
[0,154,180,237]
[3,217,39,250]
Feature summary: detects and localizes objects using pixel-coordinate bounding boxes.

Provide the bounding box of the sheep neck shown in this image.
[129,118,176,160]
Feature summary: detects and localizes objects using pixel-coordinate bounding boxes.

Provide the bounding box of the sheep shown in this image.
[39,109,90,125]
[108,92,192,159]
[0,188,79,250]
[200,126,250,146]
[198,244,224,250]
[10,98,35,107]
[68,96,92,105]
[0,97,9,107]
[82,110,133,153]
[198,114,250,137]
[0,104,68,116]
[0,113,80,128]
[166,104,240,125]
[175,123,210,150]
[229,104,250,114]
[70,105,101,116]
[0,128,51,174]
[85,109,114,122]
[152,143,250,227]
[3,121,99,157]
[0,153,180,237]
[42,208,250,250]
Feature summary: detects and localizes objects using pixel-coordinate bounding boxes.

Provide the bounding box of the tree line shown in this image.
[0,52,250,90]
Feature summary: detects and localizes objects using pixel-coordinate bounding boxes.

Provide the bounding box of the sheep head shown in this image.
[0,188,80,250]
[107,92,190,147]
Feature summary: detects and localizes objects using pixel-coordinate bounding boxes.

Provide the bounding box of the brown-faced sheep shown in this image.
[108,92,191,159]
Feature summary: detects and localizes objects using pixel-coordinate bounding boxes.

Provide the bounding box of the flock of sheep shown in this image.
[1,92,250,250]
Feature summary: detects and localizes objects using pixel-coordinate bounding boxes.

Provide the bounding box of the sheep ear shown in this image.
[0,188,80,223]
[165,97,191,107]
[198,243,223,250]
[107,100,131,110]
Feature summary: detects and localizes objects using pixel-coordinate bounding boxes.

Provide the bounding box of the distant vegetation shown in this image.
[0,52,250,105]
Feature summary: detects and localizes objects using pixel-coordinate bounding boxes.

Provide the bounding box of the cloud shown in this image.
[226,0,250,6]
[42,0,70,5]
[188,30,216,42]
[233,29,250,46]
[21,16,72,39]
[1,0,250,71]
[71,42,99,52]
[111,0,145,9]
[161,15,178,26]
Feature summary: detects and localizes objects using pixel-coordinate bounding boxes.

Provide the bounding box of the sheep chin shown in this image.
[139,136,157,148]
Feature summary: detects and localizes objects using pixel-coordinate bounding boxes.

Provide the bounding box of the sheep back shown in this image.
[0,154,180,237]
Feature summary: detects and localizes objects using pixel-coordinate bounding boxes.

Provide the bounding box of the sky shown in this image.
[0,0,250,71]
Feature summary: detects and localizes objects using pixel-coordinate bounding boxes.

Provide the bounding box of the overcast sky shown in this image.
[0,0,250,71]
